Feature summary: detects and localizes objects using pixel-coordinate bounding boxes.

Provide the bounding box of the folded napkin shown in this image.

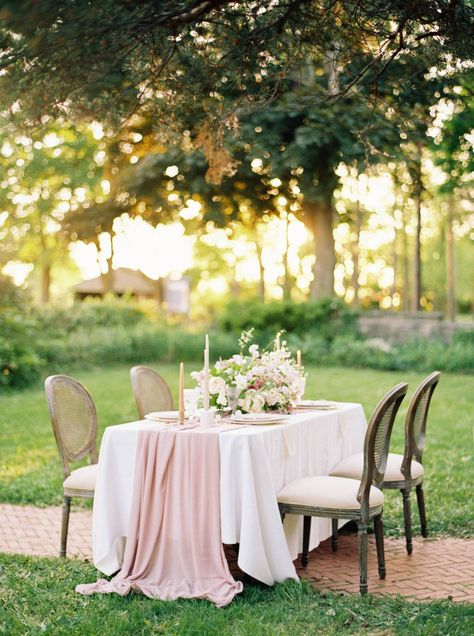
[77,428,243,607]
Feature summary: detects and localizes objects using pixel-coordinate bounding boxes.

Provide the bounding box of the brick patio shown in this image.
[1,503,472,603]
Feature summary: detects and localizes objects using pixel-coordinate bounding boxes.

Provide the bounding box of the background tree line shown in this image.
[0,0,472,315]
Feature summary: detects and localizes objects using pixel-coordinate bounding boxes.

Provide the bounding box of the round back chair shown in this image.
[402,370,441,473]
[45,374,98,479]
[44,374,99,557]
[358,382,409,517]
[278,382,408,594]
[130,365,174,419]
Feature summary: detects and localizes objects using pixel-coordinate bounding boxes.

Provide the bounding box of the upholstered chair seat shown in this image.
[331,453,424,484]
[277,476,384,511]
[63,464,99,497]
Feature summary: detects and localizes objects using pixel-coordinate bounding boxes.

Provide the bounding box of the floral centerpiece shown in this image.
[192,330,305,414]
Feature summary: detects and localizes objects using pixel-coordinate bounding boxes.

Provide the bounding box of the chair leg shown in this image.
[357,521,368,595]
[280,510,286,524]
[331,518,338,552]
[60,496,71,558]
[374,514,386,579]
[301,516,312,567]
[416,484,428,538]
[401,489,413,555]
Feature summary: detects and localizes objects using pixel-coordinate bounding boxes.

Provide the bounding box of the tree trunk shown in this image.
[101,256,114,294]
[412,149,423,311]
[391,210,398,304]
[446,194,456,321]
[352,200,361,307]
[41,264,51,305]
[400,205,410,311]
[304,199,335,298]
[230,278,240,298]
[154,278,164,304]
[282,213,291,301]
[255,239,265,301]
[324,46,340,96]
[100,235,115,294]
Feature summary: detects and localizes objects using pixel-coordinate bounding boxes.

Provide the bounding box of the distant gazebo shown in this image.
[74,268,160,301]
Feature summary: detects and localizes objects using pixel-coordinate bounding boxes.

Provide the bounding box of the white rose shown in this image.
[209,376,226,395]
[239,393,254,413]
[265,388,281,407]
[190,370,204,384]
[235,373,249,391]
[249,392,265,413]
[216,390,228,407]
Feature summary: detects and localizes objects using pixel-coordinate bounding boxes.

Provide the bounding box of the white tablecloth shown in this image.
[92,403,366,585]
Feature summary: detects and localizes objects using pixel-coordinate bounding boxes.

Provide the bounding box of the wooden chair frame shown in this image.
[130,365,174,419]
[45,374,98,557]
[279,382,408,594]
[383,371,441,554]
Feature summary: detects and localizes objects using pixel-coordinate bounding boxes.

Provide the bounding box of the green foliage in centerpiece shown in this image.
[192,330,305,414]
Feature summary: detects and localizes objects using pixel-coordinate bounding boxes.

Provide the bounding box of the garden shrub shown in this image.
[401,338,474,373]
[2,287,473,391]
[35,296,148,335]
[0,278,44,388]
[39,324,238,375]
[317,335,474,374]
[452,329,474,346]
[0,312,44,388]
[218,298,359,342]
[0,274,31,311]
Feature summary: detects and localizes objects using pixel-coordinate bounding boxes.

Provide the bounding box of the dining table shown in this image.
[90,402,367,590]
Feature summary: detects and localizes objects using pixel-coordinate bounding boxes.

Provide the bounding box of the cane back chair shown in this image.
[277,382,408,595]
[44,374,98,557]
[130,365,174,419]
[331,372,440,554]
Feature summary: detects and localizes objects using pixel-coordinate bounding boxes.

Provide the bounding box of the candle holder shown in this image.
[198,408,215,428]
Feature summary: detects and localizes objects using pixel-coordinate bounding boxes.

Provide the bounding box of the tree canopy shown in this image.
[0,0,473,308]
[1,1,473,144]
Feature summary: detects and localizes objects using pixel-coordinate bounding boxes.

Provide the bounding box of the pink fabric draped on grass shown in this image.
[76,428,243,607]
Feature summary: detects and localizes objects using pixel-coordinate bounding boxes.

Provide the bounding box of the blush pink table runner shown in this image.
[76,427,243,607]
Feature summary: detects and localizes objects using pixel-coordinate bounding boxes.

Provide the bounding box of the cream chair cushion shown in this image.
[63,463,98,495]
[330,452,424,483]
[277,475,384,510]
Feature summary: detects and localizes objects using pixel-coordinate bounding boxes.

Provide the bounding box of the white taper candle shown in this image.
[178,362,185,424]
[204,334,210,410]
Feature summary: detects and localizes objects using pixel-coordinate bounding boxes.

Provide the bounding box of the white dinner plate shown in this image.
[295,400,337,410]
[144,410,182,422]
[229,413,286,425]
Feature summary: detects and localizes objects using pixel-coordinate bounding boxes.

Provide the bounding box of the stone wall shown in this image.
[357,311,473,343]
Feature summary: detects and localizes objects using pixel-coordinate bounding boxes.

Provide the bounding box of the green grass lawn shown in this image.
[0,553,473,636]
[0,364,473,537]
